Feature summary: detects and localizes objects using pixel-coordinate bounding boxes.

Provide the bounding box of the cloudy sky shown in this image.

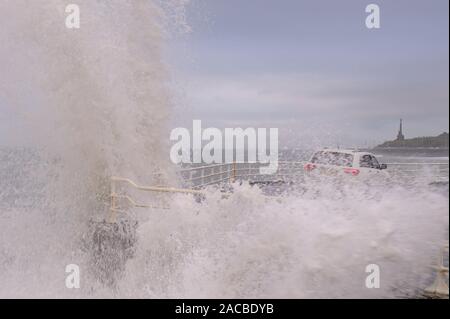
[169,0,449,147]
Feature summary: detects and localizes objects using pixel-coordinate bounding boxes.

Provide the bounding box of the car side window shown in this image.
[371,156,380,168]
[311,152,321,163]
[360,155,373,168]
[360,155,380,168]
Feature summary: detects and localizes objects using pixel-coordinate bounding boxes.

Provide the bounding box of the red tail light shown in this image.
[304,163,316,171]
[344,168,360,176]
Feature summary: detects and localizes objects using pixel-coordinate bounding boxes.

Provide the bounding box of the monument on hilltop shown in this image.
[375,119,449,148]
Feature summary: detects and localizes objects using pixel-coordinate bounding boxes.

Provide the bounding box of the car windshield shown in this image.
[360,155,380,169]
[310,151,353,167]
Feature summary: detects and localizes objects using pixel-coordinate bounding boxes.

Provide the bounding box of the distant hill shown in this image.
[375,132,449,148]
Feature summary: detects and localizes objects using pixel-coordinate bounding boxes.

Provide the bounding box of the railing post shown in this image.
[189,170,194,188]
[425,242,449,297]
[201,165,205,187]
[109,178,117,223]
[231,161,236,183]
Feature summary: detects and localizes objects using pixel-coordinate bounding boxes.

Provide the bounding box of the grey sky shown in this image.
[169,0,449,147]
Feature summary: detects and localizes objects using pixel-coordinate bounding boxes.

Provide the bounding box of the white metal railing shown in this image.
[177,161,449,188]
[107,162,296,221]
[177,161,308,189]
[109,161,449,217]
[108,161,449,221]
[109,176,203,222]
[385,163,449,184]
